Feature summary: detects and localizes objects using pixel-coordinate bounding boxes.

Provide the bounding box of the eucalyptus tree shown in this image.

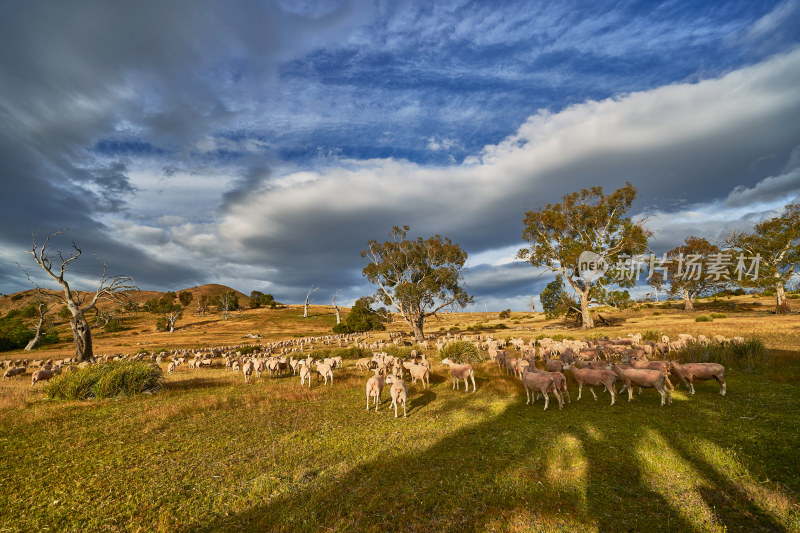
[362,226,472,342]
[519,183,650,329]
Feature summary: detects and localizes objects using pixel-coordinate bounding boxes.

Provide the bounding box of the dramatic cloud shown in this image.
[0,1,798,310]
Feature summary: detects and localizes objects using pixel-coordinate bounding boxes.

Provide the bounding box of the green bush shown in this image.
[438,340,483,365]
[11,293,24,301]
[46,361,163,400]
[0,316,35,351]
[674,338,769,370]
[652,311,661,316]
[695,315,713,322]
[642,329,664,342]
[238,345,261,355]
[498,309,511,319]
[332,322,352,334]
[710,313,727,319]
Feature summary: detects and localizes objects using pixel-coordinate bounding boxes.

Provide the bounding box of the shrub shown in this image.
[695,315,713,322]
[45,361,163,400]
[0,316,35,351]
[652,311,661,316]
[10,293,24,301]
[710,313,727,319]
[495,323,508,329]
[332,322,352,334]
[498,309,511,319]
[642,329,664,342]
[238,345,261,355]
[674,338,769,371]
[438,340,483,365]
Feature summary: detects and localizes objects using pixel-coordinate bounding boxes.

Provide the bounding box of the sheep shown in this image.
[630,358,675,390]
[564,363,617,405]
[315,362,334,385]
[525,366,570,404]
[521,372,561,410]
[355,357,372,372]
[167,361,176,375]
[608,364,672,406]
[405,362,430,388]
[440,358,476,392]
[31,368,56,386]
[670,361,726,395]
[385,375,408,418]
[242,359,255,384]
[365,369,385,411]
[3,366,26,379]
[299,365,312,388]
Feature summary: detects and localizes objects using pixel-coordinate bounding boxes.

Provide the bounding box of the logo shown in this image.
[578,251,608,283]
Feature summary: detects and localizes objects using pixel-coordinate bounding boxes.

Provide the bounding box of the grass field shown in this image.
[1,290,799,532]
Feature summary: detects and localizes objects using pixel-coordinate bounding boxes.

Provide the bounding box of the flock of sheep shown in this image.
[2,330,732,416]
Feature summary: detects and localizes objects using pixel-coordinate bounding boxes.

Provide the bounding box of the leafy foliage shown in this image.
[362,226,472,339]
[658,236,728,310]
[333,296,388,334]
[674,338,770,370]
[45,361,163,400]
[498,309,511,319]
[178,291,193,307]
[695,315,713,322]
[249,291,277,309]
[540,276,578,319]
[438,340,483,365]
[519,183,650,328]
[727,203,800,313]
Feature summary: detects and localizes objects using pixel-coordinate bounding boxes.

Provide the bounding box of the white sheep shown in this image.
[440,358,476,392]
[564,363,617,405]
[3,366,26,379]
[521,372,561,410]
[608,364,672,406]
[299,365,312,388]
[167,361,176,375]
[385,375,408,418]
[31,368,56,386]
[670,361,726,395]
[242,359,254,383]
[315,362,334,385]
[365,369,385,411]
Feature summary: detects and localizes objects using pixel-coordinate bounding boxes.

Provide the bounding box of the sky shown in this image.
[1,0,799,311]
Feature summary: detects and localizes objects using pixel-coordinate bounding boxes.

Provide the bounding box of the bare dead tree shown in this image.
[331,288,341,324]
[164,307,182,333]
[217,291,238,320]
[27,230,138,361]
[24,298,56,351]
[527,296,537,312]
[303,285,319,318]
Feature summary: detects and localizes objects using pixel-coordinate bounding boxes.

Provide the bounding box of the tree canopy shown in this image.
[362,226,472,341]
[519,182,650,328]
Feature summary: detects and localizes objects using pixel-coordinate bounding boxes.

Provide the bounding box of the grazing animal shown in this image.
[521,372,561,410]
[670,361,726,395]
[609,364,672,406]
[565,363,617,405]
[385,375,408,418]
[365,370,385,411]
[441,358,476,392]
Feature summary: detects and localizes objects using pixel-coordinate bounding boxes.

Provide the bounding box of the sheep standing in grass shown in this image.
[670,361,726,395]
[385,375,408,418]
[3,366,26,379]
[441,358,476,392]
[405,362,429,388]
[521,372,561,410]
[365,369,385,411]
[564,363,617,405]
[31,368,57,386]
[299,365,312,388]
[525,366,570,404]
[242,359,255,384]
[609,364,672,406]
[316,362,334,385]
[167,362,176,375]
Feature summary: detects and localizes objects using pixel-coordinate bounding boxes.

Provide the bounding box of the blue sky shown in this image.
[1,0,799,310]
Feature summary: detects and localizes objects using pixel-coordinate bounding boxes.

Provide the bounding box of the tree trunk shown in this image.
[24,331,42,351]
[776,282,789,314]
[334,306,341,324]
[580,290,594,329]
[70,312,93,362]
[303,297,310,318]
[410,315,425,342]
[683,289,694,312]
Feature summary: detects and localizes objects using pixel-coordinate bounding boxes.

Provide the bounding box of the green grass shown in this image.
[1,358,798,532]
[45,361,163,400]
[696,315,713,322]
